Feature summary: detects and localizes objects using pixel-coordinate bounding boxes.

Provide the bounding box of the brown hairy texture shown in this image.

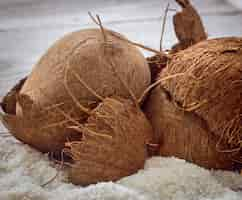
[146,54,168,83]
[65,97,153,186]
[1,28,150,153]
[0,77,27,114]
[172,0,207,53]
[145,37,242,169]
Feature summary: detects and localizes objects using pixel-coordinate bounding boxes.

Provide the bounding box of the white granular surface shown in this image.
[0,137,241,200]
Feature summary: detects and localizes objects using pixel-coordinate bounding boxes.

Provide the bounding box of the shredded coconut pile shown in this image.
[0,137,241,200]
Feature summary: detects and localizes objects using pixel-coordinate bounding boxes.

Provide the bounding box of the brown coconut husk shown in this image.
[64,97,153,186]
[172,0,207,53]
[144,37,242,170]
[0,27,151,153]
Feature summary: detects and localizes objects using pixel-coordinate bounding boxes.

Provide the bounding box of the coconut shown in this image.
[144,37,242,170]
[146,54,168,83]
[1,28,151,153]
[64,97,153,186]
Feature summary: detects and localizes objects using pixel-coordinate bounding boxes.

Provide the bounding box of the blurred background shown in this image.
[0,0,241,101]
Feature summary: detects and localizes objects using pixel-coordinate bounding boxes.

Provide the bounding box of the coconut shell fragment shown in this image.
[172,0,207,53]
[145,0,207,84]
[145,37,242,170]
[65,97,153,186]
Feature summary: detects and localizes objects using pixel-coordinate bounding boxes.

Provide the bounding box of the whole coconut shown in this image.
[145,37,242,170]
[1,28,151,153]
